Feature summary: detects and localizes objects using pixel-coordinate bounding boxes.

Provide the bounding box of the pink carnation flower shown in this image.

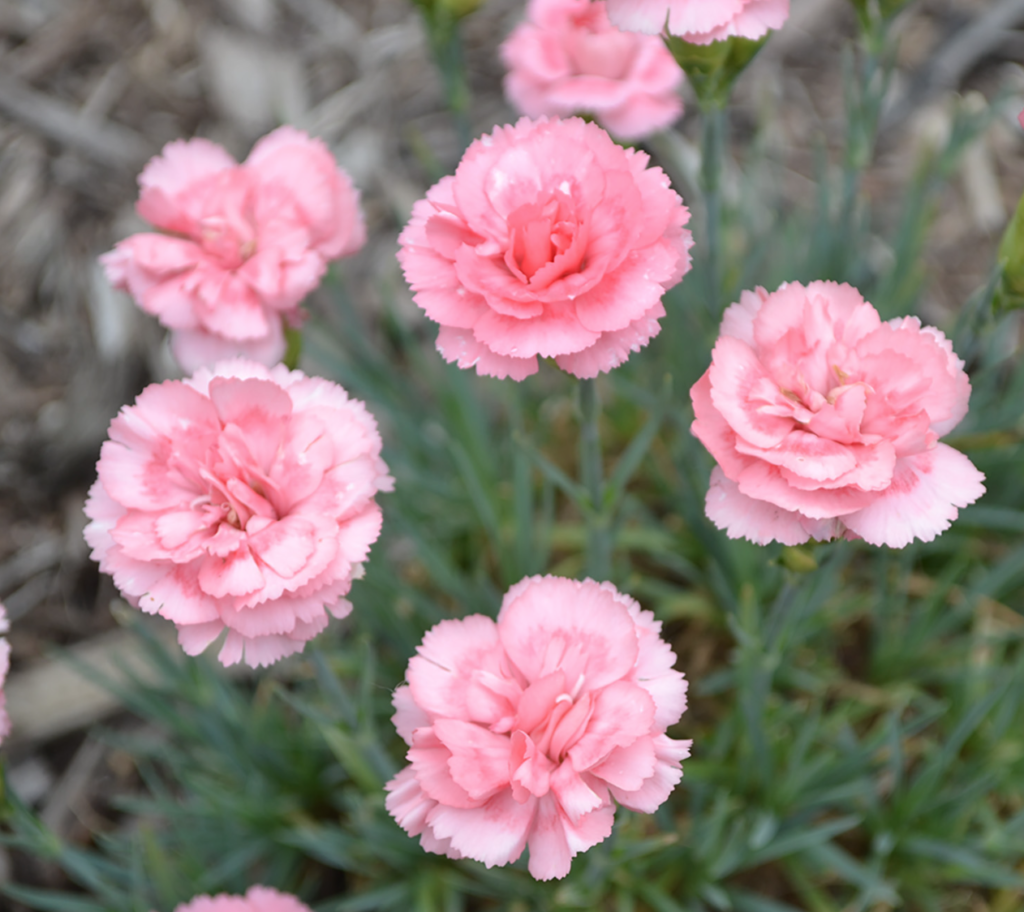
[83,360,393,668]
[101,127,366,372]
[170,886,312,912]
[690,281,985,548]
[397,116,693,380]
[385,575,691,881]
[606,0,789,44]
[501,0,683,141]
[0,603,9,745]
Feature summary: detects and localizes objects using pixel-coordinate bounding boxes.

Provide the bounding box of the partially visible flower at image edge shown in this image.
[167,885,313,912]
[83,359,393,668]
[397,116,693,380]
[501,0,684,141]
[605,0,789,44]
[0,602,10,745]
[101,127,366,372]
[385,575,690,880]
[690,280,985,548]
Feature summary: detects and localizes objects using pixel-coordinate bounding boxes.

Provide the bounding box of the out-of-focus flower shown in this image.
[385,575,690,881]
[0,603,9,745]
[501,0,683,141]
[397,117,692,380]
[606,0,789,44]
[84,360,393,668]
[690,281,985,548]
[102,128,365,372]
[170,886,312,912]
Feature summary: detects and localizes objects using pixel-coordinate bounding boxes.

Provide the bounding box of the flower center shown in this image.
[517,671,591,763]
[504,190,580,285]
[198,215,258,269]
[195,170,259,269]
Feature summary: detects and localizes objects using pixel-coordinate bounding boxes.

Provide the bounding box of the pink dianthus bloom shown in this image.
[83,360,393,668]
[0,603,9,745]
[606,0,789,44]
[397,116,693,380]
[101,127,366,372]
[690,281,985,548]
[385,575,690,881]
[169,885,312,912]
[501,0,683,141]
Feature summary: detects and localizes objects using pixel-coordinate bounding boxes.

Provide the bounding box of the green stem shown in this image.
[579,378,611,580]
[283,325,302,370]
[700,101,726,314]
[425,10,472,152]
[831,17,889,277]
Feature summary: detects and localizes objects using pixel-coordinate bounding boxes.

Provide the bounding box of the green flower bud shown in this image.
[663,34,768,110]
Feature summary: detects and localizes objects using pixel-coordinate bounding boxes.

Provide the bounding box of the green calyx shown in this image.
[663,34,768,110]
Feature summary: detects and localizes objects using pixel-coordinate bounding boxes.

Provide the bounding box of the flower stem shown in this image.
[424,9,473,152]
[700,100,726,314]
[283,325,302,370]
[579,377,611,580]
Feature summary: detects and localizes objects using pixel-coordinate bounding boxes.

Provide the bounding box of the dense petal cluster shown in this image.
[690,281,985,547]
[501,0,683,141]
[397,116,693,380]
[606,0,789,44]
[170,886,312,912]
[385,576,690,880]
[102,128,365,371]
[84,360,393,667]
[0,603,9,745]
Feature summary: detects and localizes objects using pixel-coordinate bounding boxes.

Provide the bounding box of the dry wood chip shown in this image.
[299,76,378,145]
[4,625,181,745]
[89,262,140,362]
[6,0,99,82]
[279,0,361,53]
[961,133,1007,232]
[200,28,309,133]
[219,0,277,32]
[0,71,152,167]
[41,736,108,836]
[0,536,62,597]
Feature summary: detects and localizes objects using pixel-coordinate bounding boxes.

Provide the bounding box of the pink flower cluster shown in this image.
[385,575,690,881]
[606,0,789,44]
[501,0,683,141]
[398,116,693,380]
[102,128,365,372]
[690,281,985,547]
[170,886,311,912]
[84,360,393,667]
[0,603,9,745]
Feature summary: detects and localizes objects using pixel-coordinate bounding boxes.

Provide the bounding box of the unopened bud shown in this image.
[663,34,767,109]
